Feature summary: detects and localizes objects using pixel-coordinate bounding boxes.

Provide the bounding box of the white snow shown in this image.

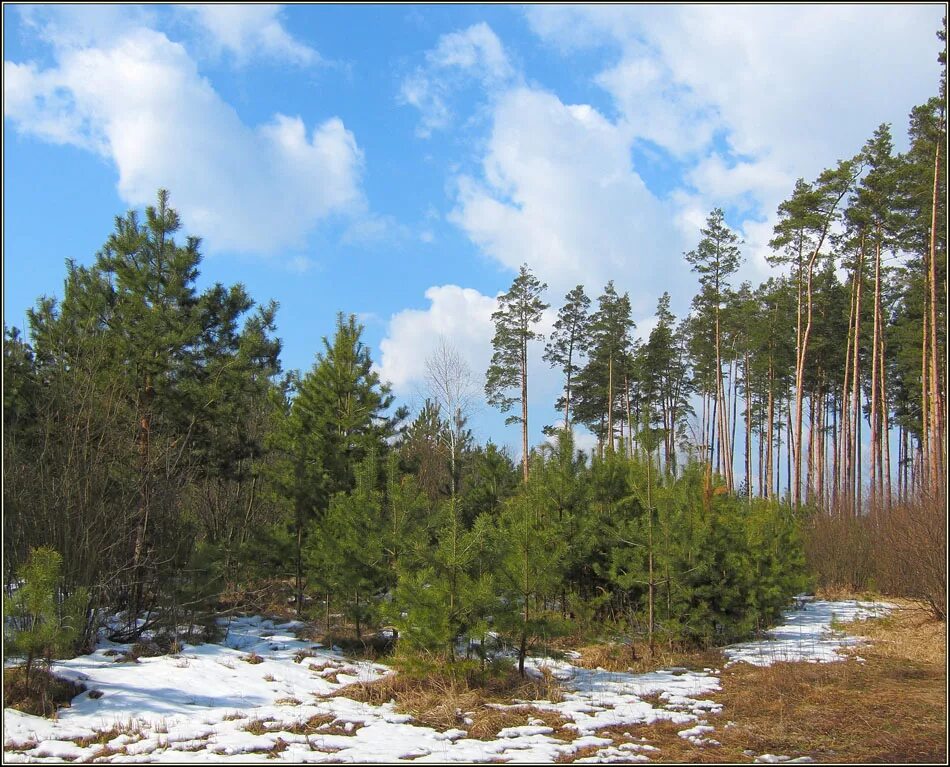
[3,598,891,763]
[724,599,894,667]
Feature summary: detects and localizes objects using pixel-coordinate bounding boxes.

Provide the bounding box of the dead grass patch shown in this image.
[3,667,86,718]
[710,606,946,763]
[837,599,946,666]
[563,602,946,764]
[334,664,567,740]
[243,652,265,665]
[468,706,571,741]
[244,719,273,736]
[572,641,725,674]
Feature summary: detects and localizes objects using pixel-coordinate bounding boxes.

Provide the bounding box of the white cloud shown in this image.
[376,283,566,454]
[376,285,498,395]
[182,5,319,66]
[524,4,944,286]
[4,27,362,254]
[450,86,692,314]
[595,55,718,156]
[16,4,157,50]
[428,22,513,79]
[286,255,316,274]
[399,22,516,137]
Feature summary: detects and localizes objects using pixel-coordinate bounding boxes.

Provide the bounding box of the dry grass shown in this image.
[708,604,947,764]
[571,641,725,674]
[468,706,571,741]
[557,602,946,764]
[244,714,363,739]
[555,722,724,764]
[334,663,568,739]
[3,667,86,718]
[837,598,946,666]
[242,652,265,665]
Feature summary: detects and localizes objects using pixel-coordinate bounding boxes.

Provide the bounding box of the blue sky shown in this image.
[4,4,944,456]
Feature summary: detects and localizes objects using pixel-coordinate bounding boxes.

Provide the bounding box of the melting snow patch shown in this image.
[3,600,889,763]
[725,599,894,667]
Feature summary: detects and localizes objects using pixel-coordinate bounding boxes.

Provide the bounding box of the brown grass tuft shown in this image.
[3,667,86,718]
[572,641,724,674]
[333,663,567,740]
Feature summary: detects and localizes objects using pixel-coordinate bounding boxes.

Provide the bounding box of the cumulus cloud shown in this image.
[182,5,320,66]
[450,87,692,314]
[376,283,567,454]
[523,4,943,287]
[376,285,498,395]
[399,22,516,137]
[4,26,363,254]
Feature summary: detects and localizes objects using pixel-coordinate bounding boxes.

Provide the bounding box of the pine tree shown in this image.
[3,548,88,687]
[638,293,691,475]
[573,282,635,454]
[485,264,549,482]
[686,209,742,491]
[271,312,404,614]
[495,457,567,676]
[543,285,592,428]
[770,161,860,508]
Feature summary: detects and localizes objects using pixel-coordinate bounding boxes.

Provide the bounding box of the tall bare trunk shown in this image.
[730,354,739,492]
[766,361,774,499]
[521,340,529,483]
[131,374,155,621]
[850,247,864,515]
[745,349,752,501]
[870,237,881,513]
[607,354,614,454]
[928,130,944,502]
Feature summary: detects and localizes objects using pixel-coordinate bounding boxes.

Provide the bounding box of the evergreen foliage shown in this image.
[4,548,88,683]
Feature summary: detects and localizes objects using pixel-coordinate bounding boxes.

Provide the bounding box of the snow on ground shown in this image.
[3,598,891,763]
[724,597,895,667]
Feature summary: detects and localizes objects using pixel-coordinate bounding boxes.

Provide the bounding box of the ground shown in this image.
[2,596,945,763]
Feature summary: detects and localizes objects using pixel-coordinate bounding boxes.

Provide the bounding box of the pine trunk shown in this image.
[928,130,944,502]
[607,354,614,454]
[521,338,529,483]
[766,362,774,499]
[745,349,752,501]
[869,236,882,513]
[851,247,863,515]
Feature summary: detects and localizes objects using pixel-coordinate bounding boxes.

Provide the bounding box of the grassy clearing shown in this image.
[339,599,944,763]
[596,600,946,764]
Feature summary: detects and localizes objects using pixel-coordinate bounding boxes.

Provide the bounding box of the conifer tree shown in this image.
[271,313,403,614]
[639,293,691,475]
[770,161,860,508]
[495,457,566,676]
[543,285,592,428]
[686,209,742,491]
[573,282,635,454]
[485,264,549,482]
